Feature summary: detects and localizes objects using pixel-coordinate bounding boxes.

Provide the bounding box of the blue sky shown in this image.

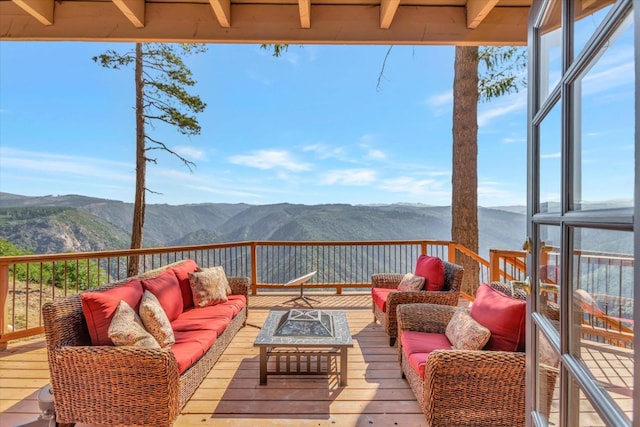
[0,35,632,207]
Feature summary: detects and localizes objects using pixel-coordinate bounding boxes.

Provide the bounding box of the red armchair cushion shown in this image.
[81,278,144,346]
[415,255,445,291]
[400,330,452,379]
[372,287,396,313]
[171,259,199,310]
[470,284,527,352]
[142,269,183,322]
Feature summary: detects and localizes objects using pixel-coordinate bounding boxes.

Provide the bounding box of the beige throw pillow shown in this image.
[139,290,175,348]
[397,273,426,291]
[108,300,160,348]
[445,308,491,350]
[189,266,229,307]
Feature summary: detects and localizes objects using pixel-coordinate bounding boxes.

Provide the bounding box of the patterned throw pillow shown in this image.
[397,273,426,291]
[445,308,491,350]
[189,266,229,307]
[108,300,160,348]
[139,290,175,348]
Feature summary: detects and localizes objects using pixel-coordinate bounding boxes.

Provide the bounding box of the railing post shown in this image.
[448,242,457,264]
[489,250,501,282]
[420,241,428,255]
[250,242,258,295]
[0,264,9,350]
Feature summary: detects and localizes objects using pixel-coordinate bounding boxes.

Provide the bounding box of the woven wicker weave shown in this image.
[42,260,249,427]
[397,303,559,426]
[372,261,464,345]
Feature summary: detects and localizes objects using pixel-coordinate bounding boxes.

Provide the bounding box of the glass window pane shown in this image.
[573,13,635,210]
[539,102,562,213]
[570,228,634,420]
[573,0,616,56]
[538,225,561,329]
[537,330,561,424]
[538,0,563,103]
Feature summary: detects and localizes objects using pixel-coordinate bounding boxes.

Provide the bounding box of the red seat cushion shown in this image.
[415,255,445,291]
[171,305,233,335]
[401,330,452,379]
[470,284,527,352]
[171,330,217,374]
[142,269,183,322]
[223,295,247,317]
[171,259,199,310]
[81,279,144,346]
[371,287,396,313]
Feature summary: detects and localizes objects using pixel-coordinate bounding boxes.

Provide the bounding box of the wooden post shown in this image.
[489,249,500,282]
[0,264,9,350]
[250,242,258,295]
[448,242,457,264]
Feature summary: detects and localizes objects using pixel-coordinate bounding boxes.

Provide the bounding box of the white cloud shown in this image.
[477,91,527,127]
[321,169,377,185]
[425,91,452,114]
[302,143,348,160]
[478,179,526,206]
[541,152,561,159]
[502,137,526,144]
[186,184,263,199]
[175,145,206,161]
[228,150,312,172]
[0,147,133,182]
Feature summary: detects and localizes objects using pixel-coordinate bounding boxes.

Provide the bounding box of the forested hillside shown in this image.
[0,193,526,257]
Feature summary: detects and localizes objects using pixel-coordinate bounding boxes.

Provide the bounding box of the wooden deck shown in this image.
[0,293,430,427]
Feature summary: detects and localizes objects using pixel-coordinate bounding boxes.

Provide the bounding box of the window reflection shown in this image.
[538,225,561,329]
[537,331,560,425]
[538,0,563,103]
[573,13,634,210]
[573,0,616,56]
[539,102,562,213]
[570,228,633,421]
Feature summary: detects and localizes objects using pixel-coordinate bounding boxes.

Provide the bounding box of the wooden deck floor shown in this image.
[0,293,429,427]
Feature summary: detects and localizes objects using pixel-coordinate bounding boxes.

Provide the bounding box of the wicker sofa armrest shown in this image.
[50,345,180,426]
[397,303,458,334]
[423,349,526,427]
[228,276,250,297]
[371,273,405,289]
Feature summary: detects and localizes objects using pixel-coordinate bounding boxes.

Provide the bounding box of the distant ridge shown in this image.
[0,192,526,257]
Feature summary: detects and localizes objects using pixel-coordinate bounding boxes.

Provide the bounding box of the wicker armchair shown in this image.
[371,260,464,345]
[397,303,558,427]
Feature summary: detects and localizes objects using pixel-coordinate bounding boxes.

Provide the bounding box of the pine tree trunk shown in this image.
[128,43,146,277]
[451,46,480,296]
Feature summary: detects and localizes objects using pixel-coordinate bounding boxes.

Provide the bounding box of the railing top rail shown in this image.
[0,239,455,265]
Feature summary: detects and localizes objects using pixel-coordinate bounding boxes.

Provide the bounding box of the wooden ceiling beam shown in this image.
[0,3,529,45]
[112,0,145,28]
[209,0,231,28]
[298,0,311,28]
[466,0,500,29]
[11,0,53,25]
[380,0,400,29]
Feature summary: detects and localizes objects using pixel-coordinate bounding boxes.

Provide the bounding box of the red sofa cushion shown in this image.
[470,283,527,352]
[224,295,247,317]
[371,287,396,313]
[415,255,445,291]
[171,259,199,310]
[401,330,452,379]
[171,330,217,374]
[142,269,183,322]
[81,279,144,346]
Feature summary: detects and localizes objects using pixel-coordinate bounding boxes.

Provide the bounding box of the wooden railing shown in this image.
[1,239,630,348]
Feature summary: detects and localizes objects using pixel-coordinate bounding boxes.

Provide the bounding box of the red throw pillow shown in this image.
[171,259,199,309]
[470,283,527,352]
[414,255,445,291]
[142,269,184,322]
[81,279,144,346]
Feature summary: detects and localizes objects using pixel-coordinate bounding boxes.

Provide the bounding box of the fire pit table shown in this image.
[253,309,353,386]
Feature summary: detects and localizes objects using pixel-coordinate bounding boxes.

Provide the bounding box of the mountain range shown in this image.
[0,192,526,258]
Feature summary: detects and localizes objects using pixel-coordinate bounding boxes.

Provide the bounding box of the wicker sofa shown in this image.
[371,259,464,345]
[42,259,249,427]
[396,287,558,426]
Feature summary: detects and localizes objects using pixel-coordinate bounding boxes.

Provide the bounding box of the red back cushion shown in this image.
[81,279,144,346]
[470,284,527,352]
[171,259,199,309]
[142,269,183,322]
[414,255,445,291]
